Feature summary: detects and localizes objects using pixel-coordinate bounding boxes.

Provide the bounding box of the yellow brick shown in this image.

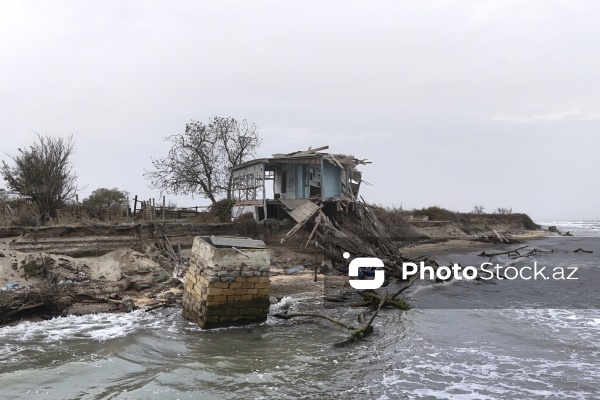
[222,289,235,296]
[206,295,214,302]
[258,277,270,283]
[207,301,220,307]
[234,288,246,295]
[207,288,223,296]
[242,283,255,289]
[214,282,230,289]
[235,276,247,283]
[257,288,270,296]
[247,277,259,283]
[227,295,236,301]
[234,295,241,301]
[247,289,258,295]
[213,295,227,302]
[255,283,269,289]
[241,294,253,301]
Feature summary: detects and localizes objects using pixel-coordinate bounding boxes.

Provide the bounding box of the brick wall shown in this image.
[182,237,270,329]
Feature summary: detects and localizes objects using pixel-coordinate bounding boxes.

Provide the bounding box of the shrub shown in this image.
[233,212,260,237]
[369,204,423,241]
[413,206,460,222]
[208,199,235,222]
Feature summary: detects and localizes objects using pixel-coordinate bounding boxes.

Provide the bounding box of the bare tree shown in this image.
[1,134,78,224]
[144,116,261,204]
[473,205,485,214]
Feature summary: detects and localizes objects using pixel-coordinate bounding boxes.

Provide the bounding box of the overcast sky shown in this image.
[1,1,598,220]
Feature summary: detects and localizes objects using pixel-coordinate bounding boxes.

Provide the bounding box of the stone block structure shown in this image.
[182,236,270,329]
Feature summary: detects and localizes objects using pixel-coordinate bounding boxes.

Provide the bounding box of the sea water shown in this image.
[0,222,598,399]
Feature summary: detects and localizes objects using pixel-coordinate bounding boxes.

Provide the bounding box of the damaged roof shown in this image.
[232,145,371,170]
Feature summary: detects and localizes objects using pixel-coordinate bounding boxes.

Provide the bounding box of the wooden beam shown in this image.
[309,145,329,152]
[280,204,323,244]
[304,214,322,248]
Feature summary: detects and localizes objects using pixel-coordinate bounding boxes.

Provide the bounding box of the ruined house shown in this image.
[230,146,370,221]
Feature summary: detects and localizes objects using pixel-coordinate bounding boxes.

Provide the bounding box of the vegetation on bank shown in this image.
[0,131,539,235]
[1,116,259,226]
[369,204,540,241]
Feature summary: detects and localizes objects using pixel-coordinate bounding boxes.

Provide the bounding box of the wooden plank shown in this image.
[280,204,323,244]
[326,154,343,169]
[209,236,266,249]
[279,198,308,210]
[304,214,321,248]
[289,201,319,223]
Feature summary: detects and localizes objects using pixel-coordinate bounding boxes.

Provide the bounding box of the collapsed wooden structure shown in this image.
[231,146,408,275]
[230,145,369,220]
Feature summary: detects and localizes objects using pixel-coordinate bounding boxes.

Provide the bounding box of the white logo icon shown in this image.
[345,252,385,290]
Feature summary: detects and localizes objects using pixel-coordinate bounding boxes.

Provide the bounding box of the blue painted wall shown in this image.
[323,162,341,198]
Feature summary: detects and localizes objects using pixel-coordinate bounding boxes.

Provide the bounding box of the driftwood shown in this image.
[478,245,528,258]
[273,312,357,330]
[273,296,390,344]
[348,298,384,342]
[145,302,176,312]
[574,248,593,254]
[473,231,518,244]
[357,290,410,310]
[274,198,427,343]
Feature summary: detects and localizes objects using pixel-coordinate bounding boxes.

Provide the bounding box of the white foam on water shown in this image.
[0,310,167,343]
[270,296,297,313]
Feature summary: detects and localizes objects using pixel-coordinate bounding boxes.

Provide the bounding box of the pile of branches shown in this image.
[313,199,410,278]
[472,230,519,244]
[274,286,412,345]
[0,283,75,325]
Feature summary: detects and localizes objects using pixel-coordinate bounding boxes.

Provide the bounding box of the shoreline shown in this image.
[399,229,549,260]
[1,229,550,326]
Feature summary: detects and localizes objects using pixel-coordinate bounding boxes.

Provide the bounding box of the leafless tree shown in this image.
[144,116,261,204]
[473,205,485,214]
[1,134,78,224]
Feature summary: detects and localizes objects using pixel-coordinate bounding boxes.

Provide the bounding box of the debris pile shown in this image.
[278,197,409,278]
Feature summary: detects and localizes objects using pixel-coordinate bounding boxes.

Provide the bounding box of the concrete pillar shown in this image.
[182,237,270,329]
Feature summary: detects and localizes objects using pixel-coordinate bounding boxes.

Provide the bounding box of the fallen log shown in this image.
[272,312,357,330]
[356,290,411,310]
[348,299,384,342]
[478,245,528,257]
[574,248,593,254]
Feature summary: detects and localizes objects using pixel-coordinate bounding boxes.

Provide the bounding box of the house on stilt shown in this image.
[230,146,370,223]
